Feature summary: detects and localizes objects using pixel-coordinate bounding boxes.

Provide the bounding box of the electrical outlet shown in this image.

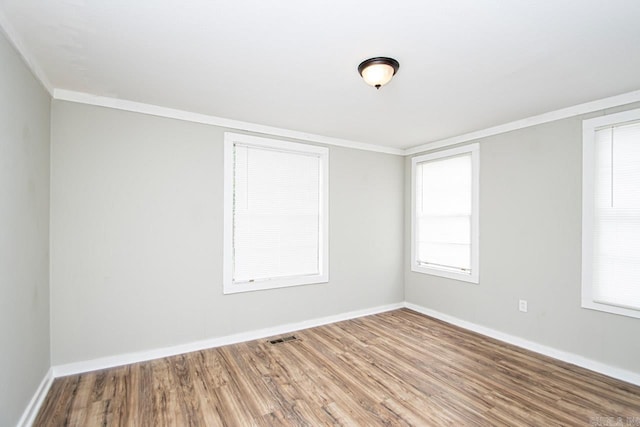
[519,299,528,313]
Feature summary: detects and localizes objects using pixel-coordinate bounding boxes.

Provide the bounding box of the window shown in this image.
[223,133,329,294]
[411,144,479,283]
[582,109,640,319]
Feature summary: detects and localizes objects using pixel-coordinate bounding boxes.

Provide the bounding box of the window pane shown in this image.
[592,121,640,310]
[593,218,640,309]
[233,145,320,282]
[418,243,471,271]
[419,154,471,216]
[417,215,471,270]
[418,215,471,245]
[416,153,472,271]
[612,124,640,209]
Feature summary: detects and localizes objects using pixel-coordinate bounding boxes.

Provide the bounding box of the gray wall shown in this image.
[405,105,640,374]
[50,101,404,365]
[0,33,51,426]
[50,98,640,375]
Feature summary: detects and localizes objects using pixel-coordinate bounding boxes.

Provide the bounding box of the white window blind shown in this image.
[411,143,479,283]
[416,154,472,272]
[223,133,329,294]
[233,144,321,282]
[591,120,640,311]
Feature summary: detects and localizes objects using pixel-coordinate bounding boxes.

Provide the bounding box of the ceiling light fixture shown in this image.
[358,57,400,89]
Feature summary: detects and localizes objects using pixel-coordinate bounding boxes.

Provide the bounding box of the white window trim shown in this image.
[410,143,480,284]
[582,108,640,319]
[223,132,329,294]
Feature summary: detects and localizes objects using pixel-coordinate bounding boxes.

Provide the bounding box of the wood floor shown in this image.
[35,309,640,426]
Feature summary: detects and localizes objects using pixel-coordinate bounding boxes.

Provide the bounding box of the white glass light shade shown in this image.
[357,57,400,89]
[361,63,395,88]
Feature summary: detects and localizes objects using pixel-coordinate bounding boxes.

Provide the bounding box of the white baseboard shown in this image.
[52,302,404,377]
[404,302,640,387]
[22,300,640,425]
[16,367,53,427]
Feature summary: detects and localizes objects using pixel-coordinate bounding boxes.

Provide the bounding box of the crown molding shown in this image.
[53,89,405,156]
[4,1,640,159]
[52,88,640,158]
[404,90,640,155]
[0,8,53,94]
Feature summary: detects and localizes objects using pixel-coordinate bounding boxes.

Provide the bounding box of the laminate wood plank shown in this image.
[252,409,293,427]
[34,376,78,427]
[337,316,497,399]
[218,343,277,417]
[34,308,640,426]
[380,310,638,418]
[105,366,133,426]
[264,340,362,425]
[288,328,414,424]
[369,314,594,425]
[168,354,207,426]
[134,362,155,427]
[275,336,391,424]
[327,319,495,416]
[64,374,95,427]
[188,351,227,427]
[150,358,184,426]
[210,383,256,427]
[315,402,355,426]
[302,326,404,401]
[252,344,339,424]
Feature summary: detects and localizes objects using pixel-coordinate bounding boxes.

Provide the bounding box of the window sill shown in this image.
[411,264,478,284]
[581,299,640,319]
[223,274,329,294]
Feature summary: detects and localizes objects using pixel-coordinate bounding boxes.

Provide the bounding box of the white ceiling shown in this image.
[2,0,640,150]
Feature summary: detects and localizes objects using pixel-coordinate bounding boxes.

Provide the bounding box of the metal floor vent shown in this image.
[269,335,299,345]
